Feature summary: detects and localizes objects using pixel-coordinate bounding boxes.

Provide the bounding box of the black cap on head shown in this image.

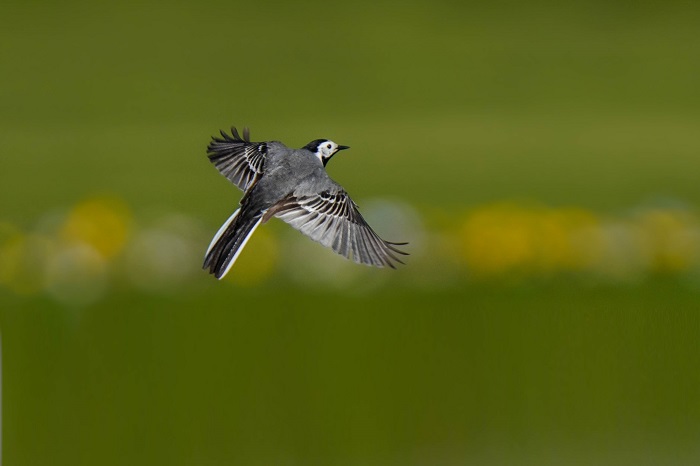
[303,139,328,152]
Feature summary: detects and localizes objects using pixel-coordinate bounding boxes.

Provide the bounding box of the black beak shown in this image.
[337,145,350,151]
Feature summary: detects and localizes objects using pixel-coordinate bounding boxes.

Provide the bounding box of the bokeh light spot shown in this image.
[223,227,279,287]
[45,243,108,307]
[60,196,132,259]
[125,215,203,292]
[0,232,54,295]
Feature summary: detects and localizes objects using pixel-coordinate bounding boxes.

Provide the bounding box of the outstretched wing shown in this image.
[270,190,408,268]
[207,127,267,191]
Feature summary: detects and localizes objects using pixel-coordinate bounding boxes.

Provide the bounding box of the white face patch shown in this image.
[315,140,337,163]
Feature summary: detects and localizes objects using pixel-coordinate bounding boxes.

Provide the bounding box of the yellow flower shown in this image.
[636,209,699,273]
[460,203,600,278]
[222,227,279,286]
[60,196,132,260]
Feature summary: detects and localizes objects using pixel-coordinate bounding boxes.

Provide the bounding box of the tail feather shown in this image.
[203,209,263,279]
[205,208,240,258]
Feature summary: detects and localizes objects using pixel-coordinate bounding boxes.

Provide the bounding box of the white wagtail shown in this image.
[203,127,408,279]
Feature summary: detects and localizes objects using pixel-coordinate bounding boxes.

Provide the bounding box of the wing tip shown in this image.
[209,126,251,144]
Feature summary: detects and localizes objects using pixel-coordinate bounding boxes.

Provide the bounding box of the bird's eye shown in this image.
[327,144,332,149]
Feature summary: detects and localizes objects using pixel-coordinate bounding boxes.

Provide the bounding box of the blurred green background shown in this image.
[2,0,700,465]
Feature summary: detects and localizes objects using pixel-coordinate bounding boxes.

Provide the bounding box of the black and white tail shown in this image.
[203,208,263,279]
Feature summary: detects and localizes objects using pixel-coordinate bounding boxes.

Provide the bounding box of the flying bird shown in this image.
[203,127,408,279]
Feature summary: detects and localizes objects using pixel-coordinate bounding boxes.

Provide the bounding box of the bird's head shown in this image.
[304,139,350,167]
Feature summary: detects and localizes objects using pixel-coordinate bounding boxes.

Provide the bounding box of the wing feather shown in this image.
[273,190,408,268]
[207,126,267,191]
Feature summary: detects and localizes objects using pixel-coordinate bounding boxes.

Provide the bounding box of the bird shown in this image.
[203,126,408,279]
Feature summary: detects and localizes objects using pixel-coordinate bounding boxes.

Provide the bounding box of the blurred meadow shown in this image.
[2,0,700,465]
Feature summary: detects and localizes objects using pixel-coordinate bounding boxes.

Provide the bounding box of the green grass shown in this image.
[3,283,699,465]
